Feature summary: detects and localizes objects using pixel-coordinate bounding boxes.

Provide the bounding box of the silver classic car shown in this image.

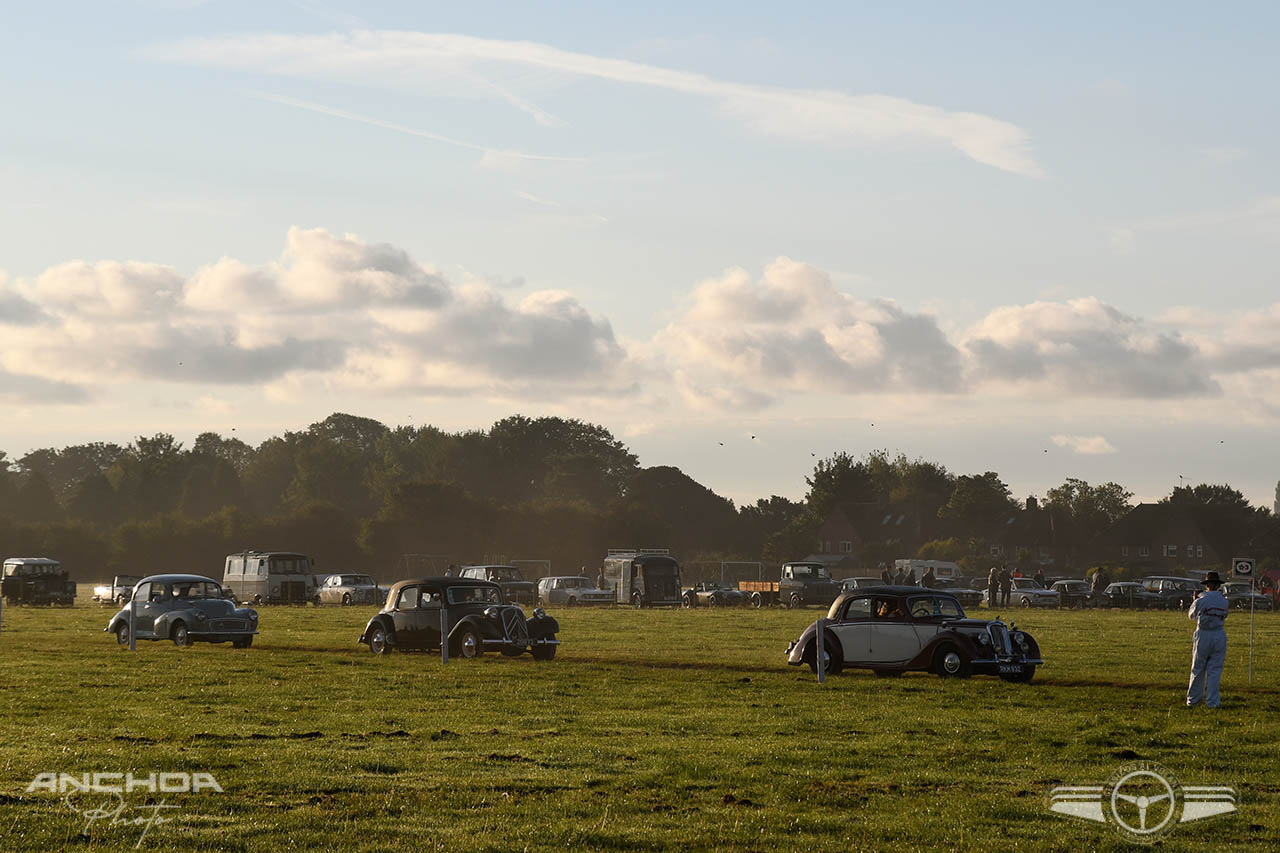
[536,575,614,606]
[318,573,382,606]
[105,574,259,648]
[786,586,1043,682]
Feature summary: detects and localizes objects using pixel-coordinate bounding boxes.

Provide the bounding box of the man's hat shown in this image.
[1201,571,1223,586]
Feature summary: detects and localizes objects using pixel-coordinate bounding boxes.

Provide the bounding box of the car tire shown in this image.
[751,592,763,609]
[632,593,644,610]
[1019,596,1032,608]
[368,623,391,655]
[566,597,577,607]
[681,594,694,608]
[933,645,971,678]
[788,593,802,609]
[115,623,130,647]
[457,626,484,659]
[171,622,191,647]
[806,638,842,676]
[233,636,253,649]
[532,639,557,661]
[341,593,352,606]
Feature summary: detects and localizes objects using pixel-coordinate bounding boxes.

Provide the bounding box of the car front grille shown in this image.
[502,608,528,645]
[210,619,246,631]
[987,622,1013,656]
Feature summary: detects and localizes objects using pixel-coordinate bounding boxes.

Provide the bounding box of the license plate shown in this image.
[999,664,1023,674]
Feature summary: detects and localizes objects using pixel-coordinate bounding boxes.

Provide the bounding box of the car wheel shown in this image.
[806,638,842,676]
[171,622,191,647]
[933,645,971,678]
[1019,596,1032,608]
[751,592,763,609]
[788,593,802,609]
[114,593,126,606]
[115,623,130,647]
[566,596,577,607]
[341,593,352,606]
[368,624,390,655]
[532,638,557,661]
[233,636,253,649]
[632,593,644,609]
[1000,665,1036,684]
[682,594,694,608]
[457,626,484,659]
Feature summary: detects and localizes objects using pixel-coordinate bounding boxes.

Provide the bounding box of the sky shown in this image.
[2,1,1278,509]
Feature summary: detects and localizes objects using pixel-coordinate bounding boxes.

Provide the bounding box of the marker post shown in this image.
[816,617,826,684]
[440,603,449,664]
[1233,557,1256,683]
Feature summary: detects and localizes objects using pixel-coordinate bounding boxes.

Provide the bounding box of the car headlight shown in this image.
[195,611,207,621]
[532,607,546,618]
[1013,631,1027,648]
[484,606,500,619]
[977,633,991,645]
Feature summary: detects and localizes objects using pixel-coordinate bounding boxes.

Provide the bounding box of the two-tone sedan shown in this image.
[105,574,258,648]
[786,587,1042,682]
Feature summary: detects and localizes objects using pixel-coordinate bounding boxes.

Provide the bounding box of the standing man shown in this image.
[881,565,893,585]
[1186,571,1230,709]
[921,566,936,589]
[1033,568,1047,588]
[987,567,1000,608]
[999,567,1012,607]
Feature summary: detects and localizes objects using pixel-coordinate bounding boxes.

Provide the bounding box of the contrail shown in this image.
[249,91,582,163]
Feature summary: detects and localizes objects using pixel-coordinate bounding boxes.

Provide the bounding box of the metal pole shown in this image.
[128,595,137,652]
[439,603,448,664]
[1,593,4,635]
[1249,578,1255,683]
[816,617,826,684]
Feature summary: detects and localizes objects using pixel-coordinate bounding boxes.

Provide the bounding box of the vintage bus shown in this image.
[222,551,317,605]
[601,548,682,608]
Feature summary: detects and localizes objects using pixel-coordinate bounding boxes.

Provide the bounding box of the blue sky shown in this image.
[2,1,1278,509]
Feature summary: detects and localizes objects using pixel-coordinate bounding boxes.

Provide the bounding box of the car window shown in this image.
[841,597,872,621]
[873,597,904,620]
[447,586,501,605]
[909,596,964,620]
[150,583,170,602]
[396,586,420,609]
[134,582,150,602]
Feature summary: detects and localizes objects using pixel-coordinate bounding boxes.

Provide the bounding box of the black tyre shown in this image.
[1020,596,1032,608]
[368,623,391,655]
[933,645,971,678]
[632,593,644,610]
[115,622,130,647]
[341,593,352,606]
[566,597,576,608]
[805,638,842,676]
[233,636,253,649]
[751,592,763,609]
[788,593,802,609]
[171,621,191,647]
[532,639,557,661]
[457,626,484,659]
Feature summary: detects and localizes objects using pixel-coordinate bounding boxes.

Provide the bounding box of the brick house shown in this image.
[987,497,1083,570]
[1095,503,1228,571]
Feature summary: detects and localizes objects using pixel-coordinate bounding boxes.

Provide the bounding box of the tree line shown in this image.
[1,412,1276,581]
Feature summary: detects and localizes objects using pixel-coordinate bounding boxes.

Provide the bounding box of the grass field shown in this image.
[0,594,1276,851]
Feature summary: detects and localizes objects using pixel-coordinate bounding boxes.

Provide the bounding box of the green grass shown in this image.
[0,596,1275,851]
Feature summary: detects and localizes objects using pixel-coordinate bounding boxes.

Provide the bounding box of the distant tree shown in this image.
[1043,478,1134,541]
[109,434,187,519]
[17,442,124,504]
[938,472,1017,528]
[804,452,879,519]
[620,466,739,556]
[12,471,62,524]
[738,496,805,559]
[179,458,246,520]
[1275,479,1280,517]
[916,538,967,562]
[66,471,120,528]
[1160,483,1263,553]
[192,432,256,474]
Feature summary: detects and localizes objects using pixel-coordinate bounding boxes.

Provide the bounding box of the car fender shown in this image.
[528,613,559,639]
[447,615,493,643]
[359,613,397,646]
[153,608,197,638]
[105,610,127,634]
[907,630,981,669]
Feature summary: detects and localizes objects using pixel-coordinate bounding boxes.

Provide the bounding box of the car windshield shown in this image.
[168,580,223,600]
[562,577,589,588]
[447,586,502,605]
[488,567,521,580]
[908,596,965,619]
[790,564,829,579]
[351,575,374,585]
[1014,579,1043,589]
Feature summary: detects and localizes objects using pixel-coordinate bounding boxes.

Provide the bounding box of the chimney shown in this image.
[1026,496,1038,511]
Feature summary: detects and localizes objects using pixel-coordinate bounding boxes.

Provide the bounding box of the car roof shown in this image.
[385,577,502,594]
[463,564,517,569]
[1141,575,1191,581]
[842,586,961,596]
[138,574,220,585]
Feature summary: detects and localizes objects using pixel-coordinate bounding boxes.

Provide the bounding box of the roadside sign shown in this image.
[1232,557,1255,577]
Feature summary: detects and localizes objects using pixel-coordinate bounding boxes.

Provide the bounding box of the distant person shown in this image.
[444,564,456,578]
[1033,568,1046,588]
[921,567,936,589]
[1186,571,1230,709]
[987,567,999,607]
[903,567,916,586]
[881,567,893,585]
[594,567,605,589]
[893,567,906,585]
[999,568,1012,607]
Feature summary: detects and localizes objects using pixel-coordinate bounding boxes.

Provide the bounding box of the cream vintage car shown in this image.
[318,573,382,606]
[786,586,1042,682]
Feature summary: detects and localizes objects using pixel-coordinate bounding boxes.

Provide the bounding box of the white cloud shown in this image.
[143,30,1044,176]
[1051,434,1117,455]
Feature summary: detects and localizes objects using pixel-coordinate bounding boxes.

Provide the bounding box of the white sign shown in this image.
[1232,557,1255,577]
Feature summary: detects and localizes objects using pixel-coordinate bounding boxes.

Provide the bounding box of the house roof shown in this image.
[1098,503,1231,556]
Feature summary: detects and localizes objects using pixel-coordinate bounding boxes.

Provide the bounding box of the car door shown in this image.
[135,581,170,636]
[389,585,428,648]
[829,595,871,664]
[866,596,919,663]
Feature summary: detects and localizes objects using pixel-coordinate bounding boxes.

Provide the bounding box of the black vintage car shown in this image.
[359,578,559,660]
[786,587,1043,682]
[1100,582,1164,609]
[2,557,76,606]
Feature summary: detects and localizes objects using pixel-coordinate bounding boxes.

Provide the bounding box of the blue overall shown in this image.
[1186,589,1229,708]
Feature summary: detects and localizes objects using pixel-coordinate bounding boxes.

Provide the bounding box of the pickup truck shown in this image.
[92,575,140,605]
[739,561,842,609]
